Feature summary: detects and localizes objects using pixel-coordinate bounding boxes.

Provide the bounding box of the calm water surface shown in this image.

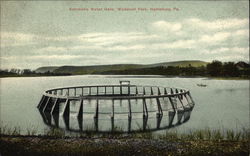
[0,75,249,135]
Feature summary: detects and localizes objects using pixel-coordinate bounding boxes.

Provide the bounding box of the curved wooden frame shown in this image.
[37,83,195,119]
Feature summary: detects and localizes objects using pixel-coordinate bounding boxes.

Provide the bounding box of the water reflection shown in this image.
[39,107,193,133]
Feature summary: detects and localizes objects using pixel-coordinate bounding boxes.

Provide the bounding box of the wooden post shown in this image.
[63,114,70,130]
[43,111,52,125]
[187,92,195,105]
[97,87,99,95]
[184,93,192,106]
[180,89,183,100]
[170,88,174,94]
[164,88,167,95]
[175,89,184,109]
[183,110,191,122]
[37,95,45,108]
[111,115,114,131]
[177,95,185,110]
[51,98,59,115]
[128,116,131,132]
[156,114,162,129]
[43,97,51,112]
[177,109,184,124]
[142,98,148,118]
[104,87,106,95]
[128,85,130,95]
[120,86,122,95]
[78,115,83,131]
[151,87,154,95]
[77,99,83,119]
[112,86,114,95]
[39,96,48,110]
[128,99,132,118]
[89,87,91,95]
[158,88,161,95]
[168,111,175,126]
[156,98,163,116]
[94,99,99,119]
[143,115,148,131]
[111,99,114,119]
[53,113,59,128]
[143,87,146,95]
[135,87,138,95]
[143,98,145,117]
[94,116,98,131]
[168,97,176,112]
[62,99,70,118]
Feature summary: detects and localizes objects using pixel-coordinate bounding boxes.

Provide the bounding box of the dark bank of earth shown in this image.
[0,136,248,156]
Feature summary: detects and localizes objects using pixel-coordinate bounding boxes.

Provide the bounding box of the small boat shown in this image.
[197,84,207,87]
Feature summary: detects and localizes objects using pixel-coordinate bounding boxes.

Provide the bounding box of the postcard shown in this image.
[0,1,249,155]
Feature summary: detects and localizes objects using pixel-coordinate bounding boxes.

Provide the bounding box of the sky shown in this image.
[0,1,249,69]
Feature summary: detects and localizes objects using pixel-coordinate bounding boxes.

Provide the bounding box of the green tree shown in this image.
[23,69,32,75]
[222,62,239,77]
[206,60,223,76]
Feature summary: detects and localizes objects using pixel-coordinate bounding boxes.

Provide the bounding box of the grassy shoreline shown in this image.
[0,127,249,156]
[0,74,249,80]
[0,135,248,156]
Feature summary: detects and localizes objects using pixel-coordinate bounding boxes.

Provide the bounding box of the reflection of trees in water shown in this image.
[214,87,248,94]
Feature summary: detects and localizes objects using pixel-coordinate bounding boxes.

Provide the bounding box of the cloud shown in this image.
[1,32,34,41]
[34,55,83,60]
[213,55,248,62]
[202,47,249,55]
[38,46,68,53]
[1,55,81,61]
[151,39,196,49]
[43,36,76,41]
[186,18,248,30]
[70,45,102,51]
[1,32,36,47]
[152,21,182,32]
[199,32,231,43]
[78,32,158,46]
[233,29,249,36]
[1,17,249,69]
[106,45,146,51]
[37,44,146,53]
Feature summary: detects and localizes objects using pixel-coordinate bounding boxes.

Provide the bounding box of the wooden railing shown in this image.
[37,83,195,120]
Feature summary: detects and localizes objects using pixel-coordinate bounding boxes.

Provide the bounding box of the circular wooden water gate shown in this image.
[38,81,195,120]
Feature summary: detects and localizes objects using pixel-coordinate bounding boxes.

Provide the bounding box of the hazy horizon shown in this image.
[1,59,249,71]
[1,1,249,69]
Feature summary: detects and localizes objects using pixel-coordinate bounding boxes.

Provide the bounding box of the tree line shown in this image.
[98,60,250,77]
[0,69,71,77]
[1,60,249,78]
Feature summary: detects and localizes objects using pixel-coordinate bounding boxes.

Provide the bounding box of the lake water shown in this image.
[0,75,249,135]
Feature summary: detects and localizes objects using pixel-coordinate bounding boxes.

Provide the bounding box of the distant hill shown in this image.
[53,64,144,74]
[35,66,59,73]
[35,60,208,74]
